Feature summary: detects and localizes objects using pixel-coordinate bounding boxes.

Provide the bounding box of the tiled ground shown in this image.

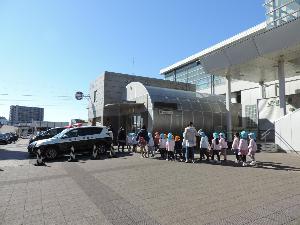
[0,139,300,225]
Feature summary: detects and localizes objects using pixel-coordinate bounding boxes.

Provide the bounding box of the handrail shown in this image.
[260,128,274,143]
[261,131,270,139]
[274,130,300,156]
[261,128,272,137]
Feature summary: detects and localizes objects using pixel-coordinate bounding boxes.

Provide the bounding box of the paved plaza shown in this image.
[0,139,300,225]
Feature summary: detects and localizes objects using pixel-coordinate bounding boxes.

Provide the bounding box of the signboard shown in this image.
[258,94,300,131]
[75,91,83,100]
[159,110,173,115]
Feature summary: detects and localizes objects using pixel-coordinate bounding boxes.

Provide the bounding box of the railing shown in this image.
[260,128,273,143]
[274,130,300,155]
[264,0,300,28]
[274,107,300,154]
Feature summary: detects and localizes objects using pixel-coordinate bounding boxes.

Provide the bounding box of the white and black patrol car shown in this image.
[30,126,112,159]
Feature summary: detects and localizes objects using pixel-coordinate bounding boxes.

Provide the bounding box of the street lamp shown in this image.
[75,91,96,125]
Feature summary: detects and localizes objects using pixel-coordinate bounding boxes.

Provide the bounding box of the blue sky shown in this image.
[0,0,265,122]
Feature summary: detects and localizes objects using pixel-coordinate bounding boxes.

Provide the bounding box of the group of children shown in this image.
[231,131,257,166]
[127,130,257,166]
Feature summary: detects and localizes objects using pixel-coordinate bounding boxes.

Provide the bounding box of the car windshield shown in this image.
[53,128,70,139]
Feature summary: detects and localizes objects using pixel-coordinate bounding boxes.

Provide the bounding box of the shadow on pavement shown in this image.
[203,159,300,171]
[0,149,29,160]
[44,151,134,164]
[139,154,300,172]
[254,161,300,171]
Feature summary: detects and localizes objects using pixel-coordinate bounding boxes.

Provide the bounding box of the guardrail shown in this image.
[260,128,273,143]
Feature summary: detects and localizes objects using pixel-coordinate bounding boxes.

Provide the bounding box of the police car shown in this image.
[31,126,112,159]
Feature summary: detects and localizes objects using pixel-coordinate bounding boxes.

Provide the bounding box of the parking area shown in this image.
[0,139,300,225]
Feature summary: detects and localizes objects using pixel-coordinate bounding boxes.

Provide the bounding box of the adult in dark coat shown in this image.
[136,125,149,157]
[117,127,126,152]
[136,125,149,143]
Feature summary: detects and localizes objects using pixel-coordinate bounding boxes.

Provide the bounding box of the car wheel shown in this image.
[46,148,58,160]
[96,144,106,154]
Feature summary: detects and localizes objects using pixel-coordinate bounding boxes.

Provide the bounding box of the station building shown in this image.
[89,71,195,135]
[88,71,238,140]
[160,0,300,152]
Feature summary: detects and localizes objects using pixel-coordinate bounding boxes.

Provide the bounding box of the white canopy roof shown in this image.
[160,17,300,83]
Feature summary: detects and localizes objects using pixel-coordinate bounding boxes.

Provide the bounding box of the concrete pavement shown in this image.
[0,139,300,225]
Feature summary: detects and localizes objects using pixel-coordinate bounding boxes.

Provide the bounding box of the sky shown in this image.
[0,0,265,122]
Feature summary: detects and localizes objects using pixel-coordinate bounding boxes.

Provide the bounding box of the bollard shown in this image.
[91,145,99,160]
[34,149,46,166]
[68,146,77,162]
[110,144,116,158]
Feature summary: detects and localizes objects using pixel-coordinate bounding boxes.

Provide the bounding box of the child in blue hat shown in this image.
[147,133,155,158]
[219,132,228,162]
[159,133,167,159]
[211,132,221,163]
[199,131,209,161]
[248,133,257,166]
[166,133,175,161]
[232,132,240,163]
[239,131,248,166]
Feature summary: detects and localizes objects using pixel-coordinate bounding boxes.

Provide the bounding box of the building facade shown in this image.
[160,2,300,141]
[88,71,196,136]
[9,105,44,125]
[126,82,228,136]
[264,0,300,28]
[0,116,8,125]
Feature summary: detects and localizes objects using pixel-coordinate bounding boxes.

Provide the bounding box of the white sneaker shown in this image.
[166,159,169,161]
[250,161,256,166]
[185,160,188,163]
[242,162,247,167]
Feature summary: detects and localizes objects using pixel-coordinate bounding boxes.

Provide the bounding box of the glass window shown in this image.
[65,129,78,138]
[164,62,224,91]
[265,0,300,28]
[94,90,97,102]
[165,71,175,81]
[78,127,102,136]
[245,105,257,128]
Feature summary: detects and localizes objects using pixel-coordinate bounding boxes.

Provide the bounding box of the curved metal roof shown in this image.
[144,85,226,112]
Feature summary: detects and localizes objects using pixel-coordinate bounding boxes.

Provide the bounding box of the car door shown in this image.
[58,129,79,153]
[77,128,91,152]
[87,127,103,150]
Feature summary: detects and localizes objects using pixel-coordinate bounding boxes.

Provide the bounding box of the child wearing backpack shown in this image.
[199,131,209,161]
[166,133,175,161]
[211,132,221,163]
[126,133,133,152]
[239,131,248,167]
[138,136,147,158]
[182,132,186,162]
[147,133,155,158]
[232,132,240,163]
[154,132,160,153]
[131,133,138,153]
[159,133,167,159]
[219,133,228,162]
[248,133,257,166]
[174,135,183,161]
